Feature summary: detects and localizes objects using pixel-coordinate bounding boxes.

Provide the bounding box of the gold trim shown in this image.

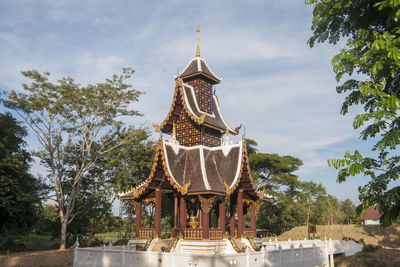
[152,123,160,133]
[143,198,156,205]
[179,72,220,84]
[121,140,164,200]
[199,195,216,213]
[159,79,228,134]
[199,113,206,124]
[196,18,200,58]
[186,191,226,196]
[181,180,191,195]
[160,143,187,195]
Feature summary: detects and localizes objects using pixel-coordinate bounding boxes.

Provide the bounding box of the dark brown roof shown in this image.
[362,206,382,220]
[163,139,242,194]
[160,79,234,134]
[178,57,221,84]
[182,83,234,133]
[120,139,263,200]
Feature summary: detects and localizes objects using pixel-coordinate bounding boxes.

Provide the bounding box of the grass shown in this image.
[0,233,58,254]
[94,232,122,244]
[21,234,58,250]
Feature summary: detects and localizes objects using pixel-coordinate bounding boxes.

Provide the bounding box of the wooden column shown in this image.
[237,190,244,237]
[230,196,235,236]
[174,195,178,228]
[199,209,203,228]
[199,196,214,239]
[203,209,210,239]
[218,200,226,230]
[179,196,186,229]
[134,201,142,238]
[154,189,162,238]
[250,203,256,230]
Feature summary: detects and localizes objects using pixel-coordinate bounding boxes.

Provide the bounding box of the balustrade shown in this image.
[232,228,256,238]
[183,228,203,240]
[209,228,224,240]
[243,228,256,238]
[138,228,156,239]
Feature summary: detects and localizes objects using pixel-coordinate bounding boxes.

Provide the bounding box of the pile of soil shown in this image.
[277,224,400,248]
[335,248,400,267]
[0,249,73,267]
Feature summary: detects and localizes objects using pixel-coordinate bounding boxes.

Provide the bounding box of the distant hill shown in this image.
[275,224,400,249]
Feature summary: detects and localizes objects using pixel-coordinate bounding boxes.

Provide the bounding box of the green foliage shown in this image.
[248,139,356,235]
[3,68,143,248]
[0,233,58,253]
[246,139,303,196]
[0,112,47,238]
[308,0,400,226]
[34,204,59,237]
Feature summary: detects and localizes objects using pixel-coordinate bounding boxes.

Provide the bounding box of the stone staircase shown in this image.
[151,239,174,252]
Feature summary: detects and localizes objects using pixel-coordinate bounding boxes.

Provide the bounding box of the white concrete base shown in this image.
[177,239,228,254]
[127,239,147,250]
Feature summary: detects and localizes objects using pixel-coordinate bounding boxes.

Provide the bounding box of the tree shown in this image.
[246,139,303,196]
[4,69,142,249]
[307,0,400,226]
[341,198,357,224]
[70,127,156,242]
[247,139,306,234]
[0,112,46,238]
[297,181,326,228]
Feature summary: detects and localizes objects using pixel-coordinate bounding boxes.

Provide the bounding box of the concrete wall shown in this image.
[73,244,328,267]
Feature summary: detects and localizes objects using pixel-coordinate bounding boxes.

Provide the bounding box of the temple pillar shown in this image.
[230,196,235,236]
[250,202,256,230]
[199,196,214,239]
[199,209,203,227]
[203,210,210,239]
[155,189,162,238]
[218,200,225,230]
[237,190,244,237]
[174,195,178,228]
[179,196,186,229]
[133,201,142,238]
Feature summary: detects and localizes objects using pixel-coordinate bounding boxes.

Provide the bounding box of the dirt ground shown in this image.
[277,224,400,248]
[335,248,400,267]
[1,247,400,267]
[0,249,73,267]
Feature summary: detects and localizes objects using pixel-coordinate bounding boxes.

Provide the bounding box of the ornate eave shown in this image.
[120,138,263,201]
[159,79,235,134]
[227,140,263,202]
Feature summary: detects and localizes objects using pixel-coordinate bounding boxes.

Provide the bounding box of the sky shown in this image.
[0,0,379,204]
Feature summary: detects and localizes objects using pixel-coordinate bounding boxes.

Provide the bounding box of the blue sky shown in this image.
[0,0,378,204]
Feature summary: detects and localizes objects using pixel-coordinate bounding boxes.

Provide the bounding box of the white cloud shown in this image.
[0,0,368,202]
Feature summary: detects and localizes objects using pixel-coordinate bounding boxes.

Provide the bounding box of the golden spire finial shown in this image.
[196,18,200,58]
[172,122,176,136]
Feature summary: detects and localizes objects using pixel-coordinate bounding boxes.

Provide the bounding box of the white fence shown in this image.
[73,243,329,267]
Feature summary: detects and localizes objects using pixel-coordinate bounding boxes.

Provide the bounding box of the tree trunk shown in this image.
[60,217,68,250]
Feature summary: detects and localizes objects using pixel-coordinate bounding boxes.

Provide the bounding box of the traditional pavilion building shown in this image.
[121,25,265,243]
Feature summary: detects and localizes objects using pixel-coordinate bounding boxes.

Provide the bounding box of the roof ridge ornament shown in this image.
[196,18,200,58]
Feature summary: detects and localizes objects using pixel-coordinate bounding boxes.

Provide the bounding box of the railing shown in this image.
[138,228,155,239]
[232,228,256,238]
[243,228,256,238]
[183,228,203,240]
[209,228,224,240]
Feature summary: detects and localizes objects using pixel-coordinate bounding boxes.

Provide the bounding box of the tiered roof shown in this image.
[121,138,263,201]
[160,79,235,134]
[177,57,221,84]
